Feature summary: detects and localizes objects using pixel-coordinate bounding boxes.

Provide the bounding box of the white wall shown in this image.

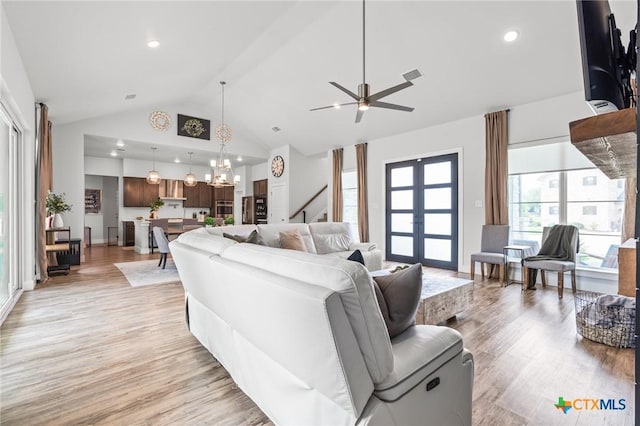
[1,6,37,292]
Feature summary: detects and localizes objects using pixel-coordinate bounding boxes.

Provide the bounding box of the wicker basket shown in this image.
[574,291,635,348]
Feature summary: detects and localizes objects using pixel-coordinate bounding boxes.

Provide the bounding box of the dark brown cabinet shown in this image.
[211,185,234,218]
[123,177,159,207]
[253,179,268,196]
[184,182,212,208]
[123,221,135,246]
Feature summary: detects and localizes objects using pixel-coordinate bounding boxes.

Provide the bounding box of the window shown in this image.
[509,168,624,270]
[342,170,358,228]
[549,179,559,188]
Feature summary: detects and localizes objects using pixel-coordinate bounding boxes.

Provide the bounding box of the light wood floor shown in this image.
[1,246,634,425]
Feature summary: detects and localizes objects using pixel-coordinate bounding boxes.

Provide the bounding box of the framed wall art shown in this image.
[177,114,211,140]
[85,189,101,214]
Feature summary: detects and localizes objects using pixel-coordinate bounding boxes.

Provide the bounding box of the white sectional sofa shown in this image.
[170,224,473,425]
[200,222,383,271]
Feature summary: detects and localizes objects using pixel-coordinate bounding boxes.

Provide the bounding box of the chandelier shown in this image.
[146,147,160,184]
[184,152,197,187]
[209,81,240,187]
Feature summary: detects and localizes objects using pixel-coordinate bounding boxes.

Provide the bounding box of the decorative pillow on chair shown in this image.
[372,263,423,338]
[279,230,307,252]
[223,230,259,244]
[347,249,366,266]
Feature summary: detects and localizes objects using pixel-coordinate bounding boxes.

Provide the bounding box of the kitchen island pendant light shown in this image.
[147,147,161,184]
[184,152,197,187]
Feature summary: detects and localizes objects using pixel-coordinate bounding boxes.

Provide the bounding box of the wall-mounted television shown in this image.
[576,0,635,114]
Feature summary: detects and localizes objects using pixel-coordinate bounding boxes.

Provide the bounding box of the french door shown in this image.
[385,153,458,270]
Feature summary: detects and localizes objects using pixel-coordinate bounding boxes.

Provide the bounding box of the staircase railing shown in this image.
[289,185,328,221]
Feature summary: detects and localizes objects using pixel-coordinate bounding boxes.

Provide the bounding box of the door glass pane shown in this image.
[424,213,451,236]
[424,238,451,261]
[424,188,451,209]
[391,190,413,210]
[391,167,413,188]
[424,162,451,185]
[391,236,413,257]
[391,213,413,233]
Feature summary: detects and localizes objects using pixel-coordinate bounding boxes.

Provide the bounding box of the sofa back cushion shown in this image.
[202,224,258,238]
[175,227,238,255]
[258,223,317,254]
[221,243,393,383]
[309,222,354,254]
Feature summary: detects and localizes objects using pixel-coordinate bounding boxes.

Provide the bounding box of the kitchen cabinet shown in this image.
[211,185,234,218]
[184,182,212,208]
[123,177,160,207]
[253,179,268,196]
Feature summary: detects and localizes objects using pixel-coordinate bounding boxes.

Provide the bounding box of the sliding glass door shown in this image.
[386,153,458,270]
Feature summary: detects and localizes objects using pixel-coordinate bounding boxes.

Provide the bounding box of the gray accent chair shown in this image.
[470,225,510,282]
[152,226,171,269]
[523,226,578,298]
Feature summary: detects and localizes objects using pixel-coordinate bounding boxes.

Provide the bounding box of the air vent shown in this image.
[117,148,125,152]
[271,126,281,132]
[125,94,136,100]
[402,69,422,81]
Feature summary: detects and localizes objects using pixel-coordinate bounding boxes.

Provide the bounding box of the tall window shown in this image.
[342,170,358,228]
[509,168,624,270]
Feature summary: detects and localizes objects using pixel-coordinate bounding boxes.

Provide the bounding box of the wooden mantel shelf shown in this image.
[569,108,637,179]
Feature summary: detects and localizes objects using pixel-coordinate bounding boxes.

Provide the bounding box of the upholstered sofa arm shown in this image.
[350,242,377,252]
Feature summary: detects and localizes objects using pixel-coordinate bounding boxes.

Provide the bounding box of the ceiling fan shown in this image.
[310,0,421,123]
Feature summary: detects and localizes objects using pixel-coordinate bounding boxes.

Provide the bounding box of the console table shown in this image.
[45,227,71,275]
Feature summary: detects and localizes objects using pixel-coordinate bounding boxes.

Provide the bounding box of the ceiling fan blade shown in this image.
[368,81,413,102]
[310,102,357,112]
[355,108,365,123]
[370,100,414,112]
[329,82,360,101]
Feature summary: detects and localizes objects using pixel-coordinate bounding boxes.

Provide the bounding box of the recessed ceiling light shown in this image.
[110,150,117,157]
[147,40,160,48]
[174,158,180,163]
[333,103,341,109]
[116,139,125,147]
[503,30,519,42]
[237,156,243,162]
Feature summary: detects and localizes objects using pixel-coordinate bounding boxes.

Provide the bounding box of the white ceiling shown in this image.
[4,0,636,160]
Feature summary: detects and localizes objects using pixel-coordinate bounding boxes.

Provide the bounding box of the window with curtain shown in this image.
[508,168,624,270]
[342,170,358,228]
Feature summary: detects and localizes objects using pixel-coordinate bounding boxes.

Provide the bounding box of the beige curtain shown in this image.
[621,177,636,242]
[484,110,509,225]
[37,104,53,282]
[484,110,509,278]
[332,148,343,222]
[356,143,369,242]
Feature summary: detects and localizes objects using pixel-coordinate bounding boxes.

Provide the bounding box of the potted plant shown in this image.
[204,216,215,228]
[149,198,165,219]
[46,192,72,228]
[224,216,234,226]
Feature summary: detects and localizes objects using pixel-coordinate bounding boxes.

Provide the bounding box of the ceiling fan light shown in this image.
[358,103,370,111]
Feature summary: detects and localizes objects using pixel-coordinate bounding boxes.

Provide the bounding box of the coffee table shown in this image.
[415,275,474,325]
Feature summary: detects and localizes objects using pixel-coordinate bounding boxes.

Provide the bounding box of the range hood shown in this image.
[159,179,187,200]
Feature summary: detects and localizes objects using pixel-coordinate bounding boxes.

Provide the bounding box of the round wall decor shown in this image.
[149,111,171,131]
[271,155,285,177]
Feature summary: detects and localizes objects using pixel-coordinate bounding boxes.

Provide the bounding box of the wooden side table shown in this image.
[503,245,531,289]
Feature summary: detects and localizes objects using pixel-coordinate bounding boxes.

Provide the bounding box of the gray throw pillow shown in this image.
[372,263,423,338]
[223,230,259,244]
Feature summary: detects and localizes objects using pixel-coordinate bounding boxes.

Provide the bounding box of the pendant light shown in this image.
[209,81,240,187]
[184,152,197,187]
[147,147,160,184]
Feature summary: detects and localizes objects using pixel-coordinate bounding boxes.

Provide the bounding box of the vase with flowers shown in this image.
[45,192,72,228]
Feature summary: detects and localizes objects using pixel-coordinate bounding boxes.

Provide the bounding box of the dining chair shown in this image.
[470,225,510,282]
[523,226,579,298]
[152,226,171,269]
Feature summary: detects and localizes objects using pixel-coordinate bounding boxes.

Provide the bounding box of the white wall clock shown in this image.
[271,155,285,177]
[149,111,171,131]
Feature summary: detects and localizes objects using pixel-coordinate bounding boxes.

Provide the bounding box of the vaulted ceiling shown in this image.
[4,0,636,161]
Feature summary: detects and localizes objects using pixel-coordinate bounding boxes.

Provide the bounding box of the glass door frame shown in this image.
[385,152,459,270]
